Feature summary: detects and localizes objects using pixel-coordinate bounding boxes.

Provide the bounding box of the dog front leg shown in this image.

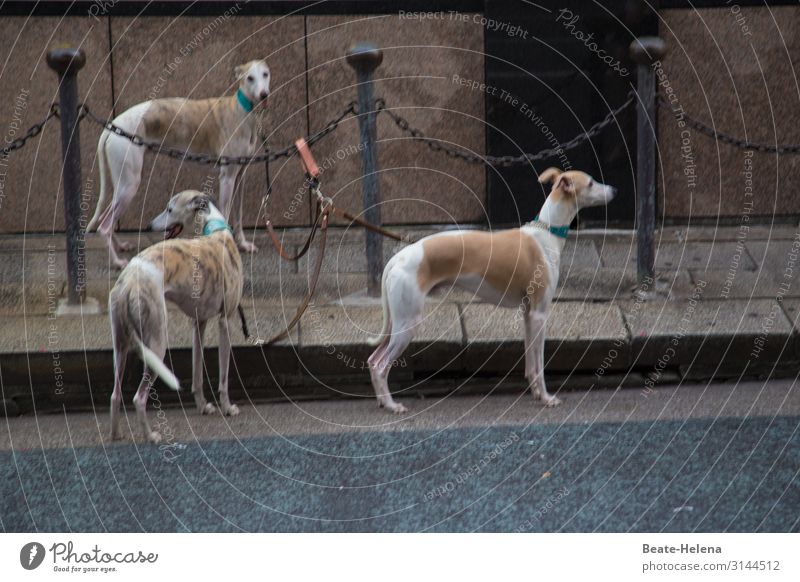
[192,319,215,415]
[217,315,239,416]
[525,310,560,407]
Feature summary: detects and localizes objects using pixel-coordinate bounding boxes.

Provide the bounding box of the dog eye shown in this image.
[263,72,268,78]
[168,208,172,214]
[247,75,254,82]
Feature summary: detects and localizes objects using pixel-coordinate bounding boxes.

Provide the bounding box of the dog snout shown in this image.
[260,90,269,101]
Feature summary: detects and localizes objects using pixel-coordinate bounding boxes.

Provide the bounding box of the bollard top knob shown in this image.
[629,37,667,65]
[346,43,383,71]
[47,46,86,75]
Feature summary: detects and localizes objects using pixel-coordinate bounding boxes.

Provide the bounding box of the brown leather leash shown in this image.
[327,204,412,243]
[266,199,323,261]
[249,204,330,346]
[246,138,410,347]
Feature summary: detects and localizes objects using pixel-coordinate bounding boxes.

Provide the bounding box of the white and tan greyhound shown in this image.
[109,190,243,444]
[88,60,270,268]
[367,168,616,413]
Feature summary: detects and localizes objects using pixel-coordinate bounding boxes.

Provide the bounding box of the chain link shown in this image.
[377,90,635,167]
[7,91,800,168]
[0,103,59,157]
[79,101,358,167]
[657,95,800,154]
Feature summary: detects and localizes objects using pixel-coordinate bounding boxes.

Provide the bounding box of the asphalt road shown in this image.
[2,380,799,532]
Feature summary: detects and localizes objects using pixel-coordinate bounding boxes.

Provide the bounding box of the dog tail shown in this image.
[87,131,111,232]
[120,283,181,392]
[132,335,180,392]
[366,256,395,347]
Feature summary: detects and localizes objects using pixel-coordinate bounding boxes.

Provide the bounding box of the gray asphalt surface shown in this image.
[2,380,799,532]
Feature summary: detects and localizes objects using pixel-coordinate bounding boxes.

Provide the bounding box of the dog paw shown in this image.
[543,396,562,408]
[147,431,162,444]
[223,404,240,416]
[237,240,258,254]
[197,400,217,416]
[380,401,408,414]
[118,240,134,252]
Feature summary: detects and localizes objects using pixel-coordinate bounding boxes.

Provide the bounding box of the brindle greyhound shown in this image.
[366,168,616,413]
[88,60,270,269]
[109,190,243,444]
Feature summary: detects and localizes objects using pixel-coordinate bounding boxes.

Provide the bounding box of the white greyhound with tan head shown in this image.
[88,59,270,268]
[366,168,616,413]
[109,190,243,444]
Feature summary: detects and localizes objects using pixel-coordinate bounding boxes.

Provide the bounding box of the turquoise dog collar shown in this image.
[532,215,570,239]
[236,88,254,113]
[203,219,231,236]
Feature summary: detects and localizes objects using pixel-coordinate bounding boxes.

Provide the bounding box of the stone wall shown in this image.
[658,6,800,220]
[4,7,798,234]
[0,13,485,233]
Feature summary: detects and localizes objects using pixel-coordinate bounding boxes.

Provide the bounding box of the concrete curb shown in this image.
[2,297,798,416]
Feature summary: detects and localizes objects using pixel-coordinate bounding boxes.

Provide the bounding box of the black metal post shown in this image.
[629,37,666,287]
[47,47,87,308]
[346,43,384,297]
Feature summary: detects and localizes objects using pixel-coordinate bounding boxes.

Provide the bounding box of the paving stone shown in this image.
[776,299,800,360]
[557,268,695,301]
[559,239,601,270]
[461,301,628,373]
[599,241,757,272]
[745,239,800,273]
[623,298,795,373]
[298,303,463,377]
[665,224,800,243]
[0,301,296,355]
[691,269,800,300]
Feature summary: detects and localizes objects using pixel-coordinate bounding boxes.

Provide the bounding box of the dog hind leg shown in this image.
[99,139,143,268]
[109,308,128,441]
[133,361,162,444]
[192,319,215,414]
[368,270,424,414]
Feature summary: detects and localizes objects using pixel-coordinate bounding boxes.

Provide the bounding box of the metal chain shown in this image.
[0,104,59,157]
[657,95,800,154]
[376,89,635,167]
[78,101,358,166]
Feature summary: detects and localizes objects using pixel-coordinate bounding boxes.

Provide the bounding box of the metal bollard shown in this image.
[346,43,384,297]
[47,47,99,315]
[629,37,667,288]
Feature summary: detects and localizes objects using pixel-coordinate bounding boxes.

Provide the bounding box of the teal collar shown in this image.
[203,218,231,236]
[533,214,570,239]
[236,88,254,113]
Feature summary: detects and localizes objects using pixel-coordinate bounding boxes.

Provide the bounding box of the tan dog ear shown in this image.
[554,174,575,195]
[538,167,562,185]
[234,64,245,80]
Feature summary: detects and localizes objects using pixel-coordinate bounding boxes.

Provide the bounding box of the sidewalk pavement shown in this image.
[2,222,800,415]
